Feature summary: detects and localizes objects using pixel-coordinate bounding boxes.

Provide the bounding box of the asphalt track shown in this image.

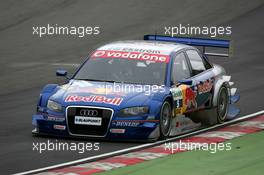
[0,0,264,174]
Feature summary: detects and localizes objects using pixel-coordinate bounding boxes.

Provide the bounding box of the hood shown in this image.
[49,80,167,109]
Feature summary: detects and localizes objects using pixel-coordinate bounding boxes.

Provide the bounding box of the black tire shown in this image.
[159,101,172,139]
[216,86,229,123]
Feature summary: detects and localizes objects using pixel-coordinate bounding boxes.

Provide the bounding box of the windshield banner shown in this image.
[91,50,170,63]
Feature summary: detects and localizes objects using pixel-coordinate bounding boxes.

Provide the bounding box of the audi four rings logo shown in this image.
[80,109,98,116]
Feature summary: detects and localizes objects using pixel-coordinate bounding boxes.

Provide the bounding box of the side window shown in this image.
[202,55,213,69]
[172,52,191,83]
[186,50,206,75]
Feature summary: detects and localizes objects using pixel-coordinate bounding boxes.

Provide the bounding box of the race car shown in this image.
[32,35,240,141]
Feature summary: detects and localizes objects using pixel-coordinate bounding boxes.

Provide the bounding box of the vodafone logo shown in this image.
[91,50,170,63]
[93,50,106,57]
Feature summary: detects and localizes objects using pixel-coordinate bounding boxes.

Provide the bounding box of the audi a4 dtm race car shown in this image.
[32,35,240,141]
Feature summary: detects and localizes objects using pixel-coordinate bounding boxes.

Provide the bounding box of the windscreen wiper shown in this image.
[75,79,117,83]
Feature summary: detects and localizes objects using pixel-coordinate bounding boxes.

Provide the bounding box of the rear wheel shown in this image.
[216,86,229,123]
[159,101,172,139]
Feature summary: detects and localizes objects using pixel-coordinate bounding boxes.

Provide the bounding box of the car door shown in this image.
[170,51,196,114]
[185,49,214,110]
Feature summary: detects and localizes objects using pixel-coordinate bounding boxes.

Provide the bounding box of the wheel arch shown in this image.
[212,76,230,108]
[39,84,59,107]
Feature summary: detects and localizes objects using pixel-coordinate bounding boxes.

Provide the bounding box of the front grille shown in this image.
[66,106,113,137]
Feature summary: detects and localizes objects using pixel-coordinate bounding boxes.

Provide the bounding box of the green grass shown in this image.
[98,131,264,175]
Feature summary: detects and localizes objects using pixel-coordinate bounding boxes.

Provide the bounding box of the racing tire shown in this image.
[159,101,172,139]
[216,86,229,123]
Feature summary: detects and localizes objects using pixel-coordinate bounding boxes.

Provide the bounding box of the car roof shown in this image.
[97,40,191,55]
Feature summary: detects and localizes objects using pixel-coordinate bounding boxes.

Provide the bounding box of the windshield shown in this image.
[74,50,168,85]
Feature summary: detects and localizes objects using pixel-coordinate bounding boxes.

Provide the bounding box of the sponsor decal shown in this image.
[198,79,213,94]
[106,47,161,54]
[171,87,183,109]
[53,125,66,130]
[65,95,123,106]
[110,129,126,134]
[46,115,65,122]
[174,85,197,114]
[185,87,197,109]
[74,116,102,126]
[170,87,183,101]
[91,50,169,63]
[112,121,140,127]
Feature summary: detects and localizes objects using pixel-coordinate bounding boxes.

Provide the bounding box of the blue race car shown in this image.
[32,35,240,141]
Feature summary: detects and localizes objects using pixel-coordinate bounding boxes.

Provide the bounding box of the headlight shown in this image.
[120,106,149,116]
[47,100,62,112]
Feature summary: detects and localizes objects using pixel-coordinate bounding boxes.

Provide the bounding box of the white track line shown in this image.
[51,63,80,67]
[14,110,264,175]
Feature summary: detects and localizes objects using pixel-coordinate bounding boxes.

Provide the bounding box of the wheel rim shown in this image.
[160,102,171,136]
[218,88,228,121]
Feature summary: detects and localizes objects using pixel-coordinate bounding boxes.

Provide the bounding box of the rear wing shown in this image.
[144,35,232,57]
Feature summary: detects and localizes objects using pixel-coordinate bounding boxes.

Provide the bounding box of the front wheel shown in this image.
[159,101,172,139]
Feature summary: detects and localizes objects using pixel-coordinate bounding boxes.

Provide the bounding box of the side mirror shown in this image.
[178,79,193,86]
[56,69,67,77]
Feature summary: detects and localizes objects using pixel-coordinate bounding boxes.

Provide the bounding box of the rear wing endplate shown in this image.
[144,35,232,57]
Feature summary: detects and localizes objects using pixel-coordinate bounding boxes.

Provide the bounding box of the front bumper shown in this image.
[32,113,160,140]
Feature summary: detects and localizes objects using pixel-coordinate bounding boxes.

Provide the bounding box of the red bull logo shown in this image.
[185,87,197,109]
[198,80,213,94]
[65,95,123,106]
